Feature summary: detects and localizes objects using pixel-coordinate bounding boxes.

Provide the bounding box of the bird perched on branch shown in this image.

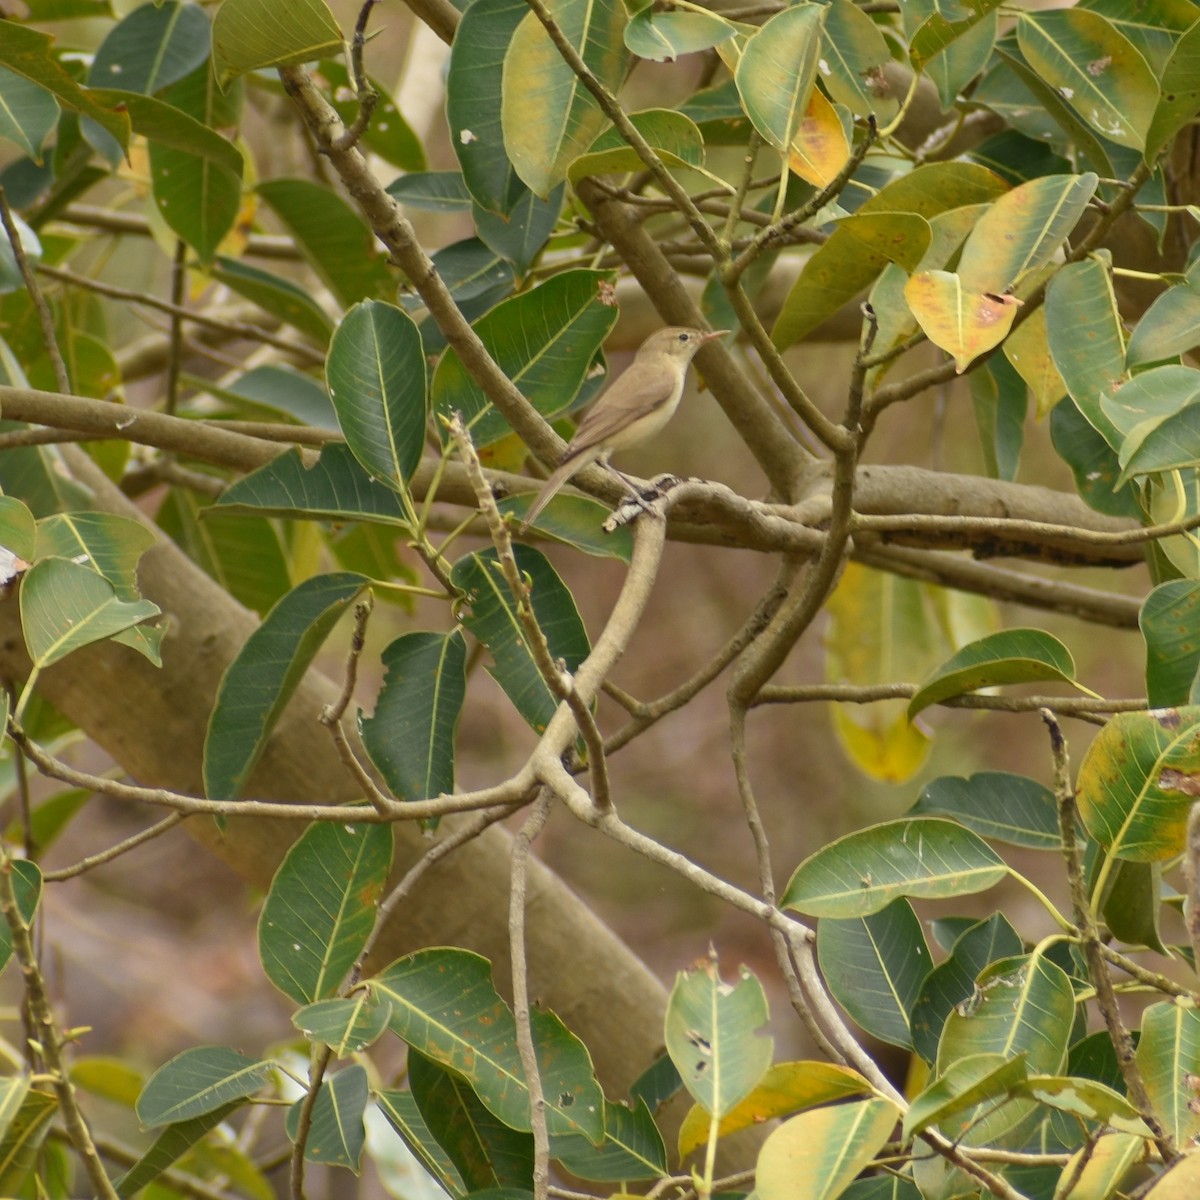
[519,325,726,531]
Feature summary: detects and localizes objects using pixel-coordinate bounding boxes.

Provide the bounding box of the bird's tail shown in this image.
[518,458,580,532]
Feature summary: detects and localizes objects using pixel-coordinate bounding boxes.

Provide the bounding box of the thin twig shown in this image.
[0,841,119,1198]
[1043,708,1177,1165]
[510,794,553,1200]
[43,814,187,881]
[289,1045,333,1200]
[0,185,68,393]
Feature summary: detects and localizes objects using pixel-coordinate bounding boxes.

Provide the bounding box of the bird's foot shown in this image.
[603,474,690,533]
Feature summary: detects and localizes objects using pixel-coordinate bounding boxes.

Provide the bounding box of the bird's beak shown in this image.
[702,329,729,342]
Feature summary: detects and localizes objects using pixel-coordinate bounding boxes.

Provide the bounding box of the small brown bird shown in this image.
[519,326,726,531]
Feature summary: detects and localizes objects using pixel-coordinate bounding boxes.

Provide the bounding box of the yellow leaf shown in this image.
[905,270,1023,373]
[787,88,849,188]
[677,1061,873,1160]
[1003,308,1066,419]
[833,705,930,784]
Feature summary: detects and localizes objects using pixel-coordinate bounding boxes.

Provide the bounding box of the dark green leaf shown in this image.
[203,572,369,800]
[1142,580,1200,706]
[911,772,1061,849]
[210,257,334,346]
[908,628,1081,719]
[450,545,590,733]
[359,631,466,809]
[285,1065,368,1170]
[327,300,428,489]
[115,1103,240,1197]
[259,819,393,1004]
[817,899,932,1050]
[409,1049,534,1191]
[293,994,393,1055]
[257,178,394,308]
[0,861,41,977]
[136,1047,271,1126]
[376,1088,468,1197]
[551,1098,667,1181]
[212,0,343,86]
[431,268,618,447]
[215,444,411,528]
[387,171,474,212]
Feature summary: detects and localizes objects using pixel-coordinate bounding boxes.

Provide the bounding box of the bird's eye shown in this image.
[678,332,690,342]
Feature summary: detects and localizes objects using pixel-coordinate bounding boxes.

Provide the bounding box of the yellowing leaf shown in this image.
[786,87,849,187]
[905,270,1023,373]
[677,1061,873,1159]
[1003,307,1067,420]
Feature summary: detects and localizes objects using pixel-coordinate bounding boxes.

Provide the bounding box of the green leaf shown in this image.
[0,67,59,161]
[409,1049,534,1191]
[1142,580,1200,706]
[1102,858,1168,953]
[903,1053,1029,1141]
[375,1087,467,1198]
[328,300,428,490]
[149,65,243,264]
[1017,1074,1148,1134]
[87,1,211,96]
[910,2,999,111]
[136,1047,272,1126]
[387,171,474,212]
[294,994,393,1056]
[212,0,343,87]
[321,59,425,171]
[756,1099,900,1200]
[568,110,707,187]
[910,772,1061,850]
[500,0,627,197]
[624,9,737,62]
[497,493,632,560]
[0,1078,32,1151]
[0,1088,56,1195]
[735,4,824,163]
[257,178,394,308]
[0,23,130,148]
[553,1098,667,1182]
[0,497,35,564]
[159,490,291,618]
[447,0,529,215]
[200,363,335,429]
[19,557,159,669]
[1127,280,1200,366]
[908,628,1081,719]
[665,958,773,1118]
[1046,256,1128,448]
[938,954,1075,1077]
[285,1065,368,1170]
[259,819,392,1004]
[1114,389,1200,486]
[115,1103,241,1197]
[820,0,897,120]
[957,173,1098,295]
[1076,706,1200,861]
[782,818,1007,918]
[970,354,1028,480]
[910,914,1024,1065]
[369,948,605,1142]
[1137,1001,1200,1145]
[817,898,933,1050]
[215,444,410,528]
[473,184,564,274]
[771,162,1008,350]
[1051,396,1140,517]
[411,239,515,351]
[0,861,41,977]
[450,545,590,733]
[34,512,154,598]
[432,268,617,447]
[1017,8,1158,150]
[203,572,369,800]
[210,256,334,346]
[359,631,466,807]
[1146,15,1200,159]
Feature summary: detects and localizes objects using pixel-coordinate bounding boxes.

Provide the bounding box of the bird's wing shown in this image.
[565,361,677,456]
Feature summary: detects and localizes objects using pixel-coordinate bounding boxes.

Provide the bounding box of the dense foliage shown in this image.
[4,0,1200,1197]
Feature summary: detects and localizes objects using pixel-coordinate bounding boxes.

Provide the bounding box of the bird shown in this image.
[519,325,726,532]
